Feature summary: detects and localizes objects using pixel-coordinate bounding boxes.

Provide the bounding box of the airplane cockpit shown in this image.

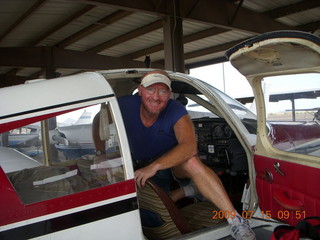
[106,70,257,178]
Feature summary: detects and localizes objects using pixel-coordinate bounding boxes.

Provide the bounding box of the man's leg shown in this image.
[172,156,256,240]
[173,156,235,212]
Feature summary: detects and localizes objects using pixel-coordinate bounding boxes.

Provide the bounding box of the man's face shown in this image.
[138,83,171,115]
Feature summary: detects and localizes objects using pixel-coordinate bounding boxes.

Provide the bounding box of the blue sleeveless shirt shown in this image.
[118,95,188,161]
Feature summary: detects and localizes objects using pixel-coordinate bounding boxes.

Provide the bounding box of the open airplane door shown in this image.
[227,31,320,226]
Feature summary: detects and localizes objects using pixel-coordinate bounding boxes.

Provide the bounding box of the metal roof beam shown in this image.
[185,56,228,70]
[183,27,229,44]
[108,0,305,62]
[297,21,320,33]
[56,10,132,48]
[86,19,163,53]
[154,39,243,67]
[0,74,29,88]
[183,41,241,61]
[183,18,320,63]
[29,5,96,46]
[265,0,320,19]
[0,47,163,70]
[85,0,293,33]
[122,27,229,60]
[0,0,48,41]
[9,5,96,80]
[122,43,163,60]
[121,4,318,66]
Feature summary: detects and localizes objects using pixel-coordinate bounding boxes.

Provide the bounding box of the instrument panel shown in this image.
[192,117,248,174]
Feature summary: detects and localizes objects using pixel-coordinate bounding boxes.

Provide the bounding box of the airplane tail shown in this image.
[74,111,92,125]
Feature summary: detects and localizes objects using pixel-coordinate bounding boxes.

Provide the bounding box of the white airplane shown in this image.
[0,30,319,240]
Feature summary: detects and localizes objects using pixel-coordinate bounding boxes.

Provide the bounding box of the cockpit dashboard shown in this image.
[192,117,248,175]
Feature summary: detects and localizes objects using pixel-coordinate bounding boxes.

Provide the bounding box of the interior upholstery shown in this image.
[137,180,225,240]
[254,155,320,226]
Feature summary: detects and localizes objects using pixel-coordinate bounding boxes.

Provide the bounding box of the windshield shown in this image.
[181,77,257,134]
[210,83,256,120]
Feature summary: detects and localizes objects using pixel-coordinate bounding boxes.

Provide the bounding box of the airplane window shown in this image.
[264,73,320,157]
[185,97,218,119]
[199,81,256,120]
[0,123,43,163]
[3,103,126,204]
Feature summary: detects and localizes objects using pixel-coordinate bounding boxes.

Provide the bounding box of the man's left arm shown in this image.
[134,114,197,187]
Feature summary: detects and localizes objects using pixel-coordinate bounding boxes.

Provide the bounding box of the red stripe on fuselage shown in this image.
[0,168,136,227]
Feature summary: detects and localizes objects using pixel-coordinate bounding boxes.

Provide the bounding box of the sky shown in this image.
[190,62,253,99]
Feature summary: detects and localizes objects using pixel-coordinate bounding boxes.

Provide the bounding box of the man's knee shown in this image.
[174,156,205,178]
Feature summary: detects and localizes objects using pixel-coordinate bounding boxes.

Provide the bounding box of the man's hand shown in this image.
[134,164,158,188]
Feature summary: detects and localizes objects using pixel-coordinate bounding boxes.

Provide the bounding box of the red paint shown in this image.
[0,109,78,133]
[254,155,320,225]
[0,166,136,226]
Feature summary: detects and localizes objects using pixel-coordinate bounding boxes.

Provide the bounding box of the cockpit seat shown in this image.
[137,180,225,240]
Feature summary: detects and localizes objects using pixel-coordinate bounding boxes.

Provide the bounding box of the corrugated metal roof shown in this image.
[0,0,319,87]
[279,7,320,26]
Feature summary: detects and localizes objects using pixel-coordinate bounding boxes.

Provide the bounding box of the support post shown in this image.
[163,0,185,73]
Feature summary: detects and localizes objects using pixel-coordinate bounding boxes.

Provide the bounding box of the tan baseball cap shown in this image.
[140,73,171,90]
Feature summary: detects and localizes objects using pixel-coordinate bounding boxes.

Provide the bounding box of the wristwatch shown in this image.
[95,150,106,156]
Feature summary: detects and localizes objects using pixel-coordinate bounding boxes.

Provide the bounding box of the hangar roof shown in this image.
[0,0,319,87]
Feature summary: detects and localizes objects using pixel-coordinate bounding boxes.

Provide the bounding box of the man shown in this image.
[93,70,256,240]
